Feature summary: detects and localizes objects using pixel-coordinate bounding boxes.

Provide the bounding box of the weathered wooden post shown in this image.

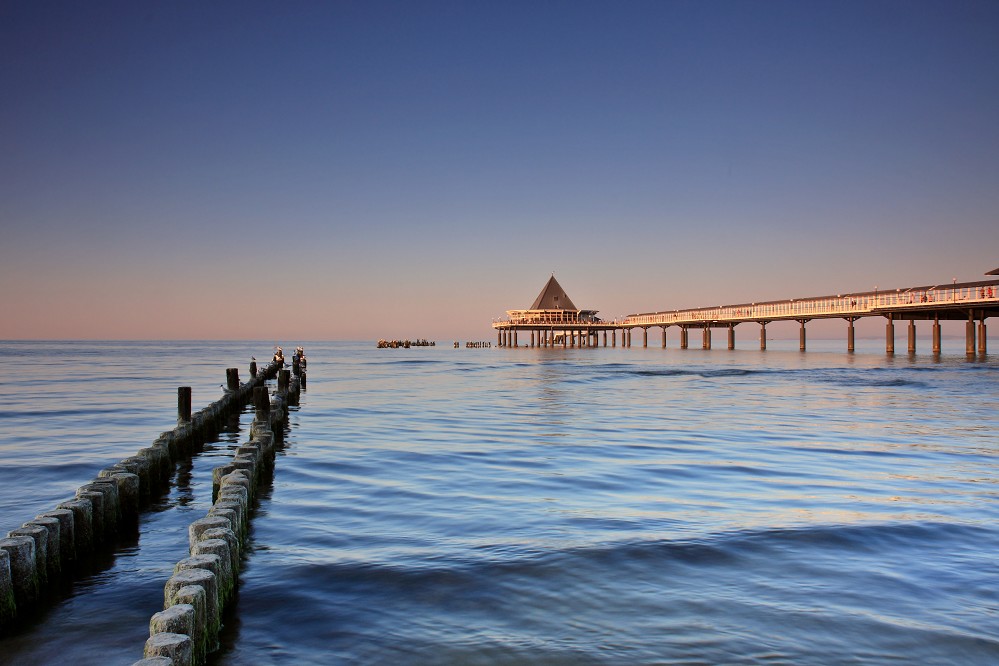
[178,387,192,423]
[226,368,239,391]
[249,359,257,378]
[0,536,37,609]
[253,386,270,422]
[907,320,916,354]
[0,548,15,624]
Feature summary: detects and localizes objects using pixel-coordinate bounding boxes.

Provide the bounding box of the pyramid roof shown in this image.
[530,274,578,310]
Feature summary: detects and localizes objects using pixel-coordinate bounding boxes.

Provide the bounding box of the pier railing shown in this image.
[623,280,999,327]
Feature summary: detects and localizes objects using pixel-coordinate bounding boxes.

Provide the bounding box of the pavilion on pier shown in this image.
[494,275,625,347]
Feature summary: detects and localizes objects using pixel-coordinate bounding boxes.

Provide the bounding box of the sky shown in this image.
[1,0,997,341]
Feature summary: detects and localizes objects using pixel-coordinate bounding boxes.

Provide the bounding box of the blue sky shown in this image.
[2,1,997,340]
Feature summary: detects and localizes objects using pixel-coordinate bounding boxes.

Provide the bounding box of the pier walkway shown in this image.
[494,276,999,354]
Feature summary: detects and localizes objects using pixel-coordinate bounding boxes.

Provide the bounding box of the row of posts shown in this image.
[136,369,301,666]
[0,360,281,638]
[496,313,988,355]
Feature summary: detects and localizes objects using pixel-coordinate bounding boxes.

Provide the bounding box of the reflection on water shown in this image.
[1,340,998,664]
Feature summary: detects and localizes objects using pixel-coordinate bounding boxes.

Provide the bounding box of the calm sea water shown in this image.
[1,339,997,665]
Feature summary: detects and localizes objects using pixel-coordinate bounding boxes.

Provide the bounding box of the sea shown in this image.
[0,339,997,665]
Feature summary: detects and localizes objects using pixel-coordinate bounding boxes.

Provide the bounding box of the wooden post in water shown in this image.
[226,369,239,392]
[727,323,735,350]
[253,386,270,422]
[642,327,648,348]
[979,316,987,354]
[178,387,192,423]
[908,320,916,354]
[759,322,767,351]
[966,312,976,355]
[249,360,257,378]
[932,316,942,354]
[798,320,807,351]
[662,326,667,349]
[702,325,711,350]
[846,317,856,352]
[680,326,688,349]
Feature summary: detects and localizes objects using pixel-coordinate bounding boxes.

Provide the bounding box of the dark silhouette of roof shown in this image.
[530,274,578,310]
[987,267,999,275]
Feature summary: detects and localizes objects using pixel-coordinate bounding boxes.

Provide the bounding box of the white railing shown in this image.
[622,282,999,327]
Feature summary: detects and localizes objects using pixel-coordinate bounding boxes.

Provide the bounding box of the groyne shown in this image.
[0,357,285,636]
[137,369,301,665]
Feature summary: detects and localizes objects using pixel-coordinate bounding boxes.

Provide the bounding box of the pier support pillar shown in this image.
[642,328,648,348]
[611,329,616,347]
[886,315,895,354]
[702,326,711,350]
[530,331,535,348]
[603,331,607,347]
[979,318,987,354]
[847,318,856,352]
[513,331,518,348]
[908,320,916,354]
[680,327,688,349]
[966,314,975,355]
[932,318,941,354]
[760,322,767,350]
[497,330,501,347]
[626,329,631,348]
[727,324,735,350]
[662,327,667,349]
[798,320,807,351]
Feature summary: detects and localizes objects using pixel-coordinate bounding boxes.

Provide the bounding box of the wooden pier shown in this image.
[494,274,999,354]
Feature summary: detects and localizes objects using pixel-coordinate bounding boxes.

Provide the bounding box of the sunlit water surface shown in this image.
[1,340,997,665]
